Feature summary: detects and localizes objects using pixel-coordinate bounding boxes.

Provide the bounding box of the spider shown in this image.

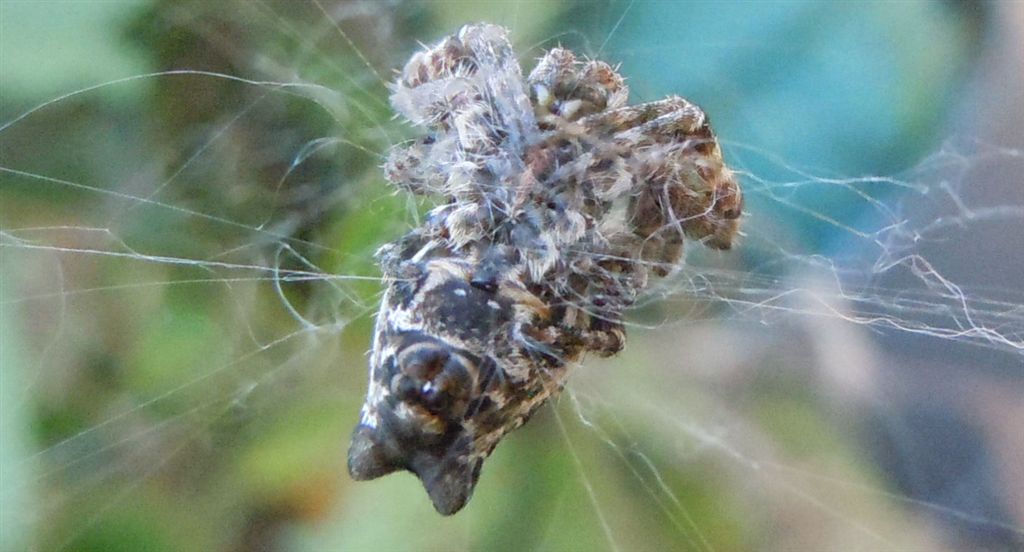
[347,23,742,515]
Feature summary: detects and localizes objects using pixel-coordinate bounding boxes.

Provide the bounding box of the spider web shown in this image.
[2,1,1022,551]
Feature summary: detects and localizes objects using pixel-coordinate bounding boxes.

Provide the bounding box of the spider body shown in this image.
[348,23,742,515]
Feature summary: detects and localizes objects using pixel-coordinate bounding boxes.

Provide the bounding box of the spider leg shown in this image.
[593,96,742,251]
[581,314,626,357]
[391,24,536,154]
[528,48,629,122]
[384,137,444,195]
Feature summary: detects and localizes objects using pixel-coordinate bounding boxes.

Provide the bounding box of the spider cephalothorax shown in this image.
[348,23,742,515]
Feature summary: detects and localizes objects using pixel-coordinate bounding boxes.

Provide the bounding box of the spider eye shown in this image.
[470,277,498,293]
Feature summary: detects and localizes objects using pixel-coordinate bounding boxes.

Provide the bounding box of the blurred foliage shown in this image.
[1,263,33,551]
[0,1,998,551]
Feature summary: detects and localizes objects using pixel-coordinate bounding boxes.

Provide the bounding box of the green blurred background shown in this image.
[2,1,1022,551]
